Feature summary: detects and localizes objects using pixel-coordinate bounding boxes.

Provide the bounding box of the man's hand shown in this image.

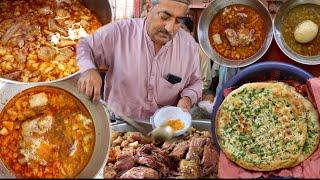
[77,69,102,103]
[177,96,192,112]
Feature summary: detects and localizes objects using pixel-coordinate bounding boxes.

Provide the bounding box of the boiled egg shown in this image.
[294,20,318,43]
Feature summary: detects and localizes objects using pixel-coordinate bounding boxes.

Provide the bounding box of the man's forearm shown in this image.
[77,38,98,73]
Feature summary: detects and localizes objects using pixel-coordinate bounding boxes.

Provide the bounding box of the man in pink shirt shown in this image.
[77,0,201,120]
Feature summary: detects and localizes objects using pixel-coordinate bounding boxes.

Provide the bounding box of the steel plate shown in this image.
[198,0,273,68]
[274,0,320,65]
[0,78,111,178]
[112,120,212,133]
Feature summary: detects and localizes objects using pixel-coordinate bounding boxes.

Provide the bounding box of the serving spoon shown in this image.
[99,99,148,135]
[149,125,174,144]
[100,99,175,142]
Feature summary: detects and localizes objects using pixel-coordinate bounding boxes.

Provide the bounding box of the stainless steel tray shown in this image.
[111,120,212,133]
[0,78,111,178]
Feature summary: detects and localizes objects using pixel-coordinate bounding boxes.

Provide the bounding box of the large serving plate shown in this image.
[0,78,111,178]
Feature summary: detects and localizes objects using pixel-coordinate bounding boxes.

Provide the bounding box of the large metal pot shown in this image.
[0,0,113,85]
[0,78,111,178]
[198,0,273,68]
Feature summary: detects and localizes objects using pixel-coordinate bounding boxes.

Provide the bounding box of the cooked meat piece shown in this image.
[124,132,151,144]
[120,147,136,157]
[29,92,48,108]
[238,28,255,46]
[2,71,21,80]
[114,154,135,172]
[236,13,248,22]
[200,131,211,138]
[170,141,189,160]
[21,115,53,137]
[161,139,180,154]
[53,47,74,62]
[186,137,208,161]
[48,18,68,36]
[201,140,219,176]
[104,166,117,179]
[120,140,129,147]
[112,136,124,146]
[225,28,239,46]
[129,141,139,148]
[196,137,211,147]
[37,46,57,62]
[136,156,156,169]
[177,159,201,179]
[136,144,172,176]
[225,27,255,47]
[162,141,173,149]
[107,146,121,164]
[0,23,21,45]
[120,166,160,179]
[112,131,123,141]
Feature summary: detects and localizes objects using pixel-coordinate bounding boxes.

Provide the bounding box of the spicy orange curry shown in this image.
[0,86,95,178]
[209,4,267,60]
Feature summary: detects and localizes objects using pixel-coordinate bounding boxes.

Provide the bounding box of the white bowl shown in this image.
[151,106,192,136]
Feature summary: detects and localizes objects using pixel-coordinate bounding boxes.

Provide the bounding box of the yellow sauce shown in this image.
[166,119,184,131]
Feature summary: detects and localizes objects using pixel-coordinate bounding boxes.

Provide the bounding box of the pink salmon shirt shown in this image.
[77,18,201,120]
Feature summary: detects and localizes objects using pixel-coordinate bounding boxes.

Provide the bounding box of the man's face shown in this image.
[146,0,188,45]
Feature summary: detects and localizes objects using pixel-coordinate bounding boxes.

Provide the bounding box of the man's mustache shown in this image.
[157,29,173,39]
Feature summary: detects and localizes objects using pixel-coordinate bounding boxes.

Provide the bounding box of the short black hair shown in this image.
[181,17,194,33]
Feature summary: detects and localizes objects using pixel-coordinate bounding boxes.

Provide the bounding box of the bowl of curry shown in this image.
[198,0,273,68]
[0,80,111,178]
[274,0,320,65]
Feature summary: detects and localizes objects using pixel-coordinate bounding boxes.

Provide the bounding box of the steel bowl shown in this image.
[211,61,313,151]
[274,0,320,65]
[198,0,273,68]
[0,78,111,178]
[0,0,113,85]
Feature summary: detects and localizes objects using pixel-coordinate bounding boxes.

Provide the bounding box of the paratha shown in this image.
[216,82,310,171]
[286,84,320,167]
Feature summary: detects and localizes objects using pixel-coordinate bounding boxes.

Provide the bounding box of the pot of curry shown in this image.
[0,79,111,178]
[0,0,112,84]
[198,0,273,68]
